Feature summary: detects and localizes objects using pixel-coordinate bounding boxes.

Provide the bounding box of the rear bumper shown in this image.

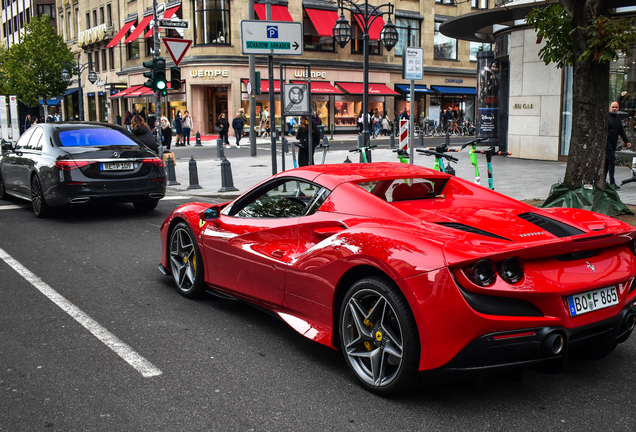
[422,303,635,379]
[45,179,166,206]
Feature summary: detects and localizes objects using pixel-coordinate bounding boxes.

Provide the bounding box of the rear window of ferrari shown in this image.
[57,129,139,147]
[354,178,447,202]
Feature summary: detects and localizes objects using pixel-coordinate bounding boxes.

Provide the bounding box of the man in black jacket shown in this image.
[606,101,631,189]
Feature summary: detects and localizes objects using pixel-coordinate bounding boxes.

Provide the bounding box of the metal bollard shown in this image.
[330,124,334,140]
[343,156,352,163]
[218,157,239,192]
[418,133,424,148]
[282,136,288,153]
[187,155,202,189]
[216,137,224,161]
[165,156,181,186]
[389,133,395,149]
[445,131,451,148]
[195,131,202,147]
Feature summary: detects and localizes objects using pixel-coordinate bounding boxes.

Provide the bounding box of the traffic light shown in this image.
[154,58,167,93]
[170,66,181,90]
[255,71,261,95]
[142,59,156,89]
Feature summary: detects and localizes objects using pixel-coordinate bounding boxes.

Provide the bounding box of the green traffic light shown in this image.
[156,81,167,90]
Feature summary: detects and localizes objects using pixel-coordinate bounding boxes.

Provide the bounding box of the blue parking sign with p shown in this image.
[267,26,278,38]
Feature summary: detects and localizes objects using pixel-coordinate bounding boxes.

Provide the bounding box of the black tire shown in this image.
[133,199,159,211]
[339,276,420,395]
[0,170,7,200]
[31,175,51,218]
[169,222,206,298]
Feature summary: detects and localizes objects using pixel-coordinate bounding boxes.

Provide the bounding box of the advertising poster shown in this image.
[9,95,19,140]
[476,52,499,138]
[0,96,8,140]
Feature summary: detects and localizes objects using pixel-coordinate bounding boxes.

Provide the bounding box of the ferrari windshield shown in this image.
[354,178,447,202]
[57,129,139,147]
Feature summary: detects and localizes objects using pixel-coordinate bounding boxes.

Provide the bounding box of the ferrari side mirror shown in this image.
[200,205,220,221]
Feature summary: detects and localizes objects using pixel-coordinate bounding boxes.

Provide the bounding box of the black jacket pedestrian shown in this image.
[216,117,229,132]
[296,124,309,167]
[606,111,629,161]
[132,125,158,153]
[232,117,244,131]
[162,125,173,150]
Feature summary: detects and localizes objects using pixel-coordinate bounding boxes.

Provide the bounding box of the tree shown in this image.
[4,15,74,108]
[527,2,636,191]
[0,42,9,96]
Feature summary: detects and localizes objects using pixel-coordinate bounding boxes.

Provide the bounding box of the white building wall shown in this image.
[508,28,562,161]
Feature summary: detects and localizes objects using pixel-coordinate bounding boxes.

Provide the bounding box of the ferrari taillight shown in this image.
[55,160,93,170]
[627,238,636,256]
[464,260,496,287]
[499,257,524,284]
[140,158,164,167]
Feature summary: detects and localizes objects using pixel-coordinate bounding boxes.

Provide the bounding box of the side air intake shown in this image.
[435,222,510,241]
[517,212,585,238]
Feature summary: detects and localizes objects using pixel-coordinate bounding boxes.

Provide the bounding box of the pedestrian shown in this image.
[140,107,147,121]
[381,114,390,136]
[215,113,230,148]
[286,116,297,136]
[259,107,269,137]
[311,115,320,162]
[173,110,183,146]
[130,114,158,153]
[24,114,32,131]
[372,109,382,138]
[46,113,54,123]
[182,111,192,145]
[313,110,321,126]
[54,112,61,122]
[232,112,244,148]
[357,111,364,134]
[605,101,632,189]
[124,110,132,131]
[239,108,248,126]
[147,109,157,130]
[296,116,309,167]
[32,117,38,125]
[161,116,173,151]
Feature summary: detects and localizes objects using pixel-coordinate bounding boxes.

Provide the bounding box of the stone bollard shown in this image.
[165,156,181,186]
[187,156,202,189]
[218,157,239,192]
[195,131,202,147]
[215,137,224,161]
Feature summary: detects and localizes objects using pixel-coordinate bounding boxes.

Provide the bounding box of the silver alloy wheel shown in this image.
[341,288,404,388]
[169,226,197,293]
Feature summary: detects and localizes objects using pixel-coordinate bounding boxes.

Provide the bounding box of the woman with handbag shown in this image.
[215,113,230,148]
[161,117,173,151]
[296,117,309,167]
[173,111,183,146]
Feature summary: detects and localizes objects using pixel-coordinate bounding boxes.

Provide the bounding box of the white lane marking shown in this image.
[0,247,162,378]
[162,196,192,200]
[0,205,27,210]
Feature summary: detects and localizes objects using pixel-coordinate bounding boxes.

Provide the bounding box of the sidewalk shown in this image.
[165,134,636,206]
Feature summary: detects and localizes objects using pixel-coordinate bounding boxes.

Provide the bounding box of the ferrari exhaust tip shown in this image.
[542,333,565,356]
[625,312,636,332]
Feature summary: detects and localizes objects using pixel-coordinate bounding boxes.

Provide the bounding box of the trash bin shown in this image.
[317,125,325,140]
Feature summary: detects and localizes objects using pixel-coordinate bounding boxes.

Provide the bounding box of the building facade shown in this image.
[2,0,57,46]
[54,0,494,133]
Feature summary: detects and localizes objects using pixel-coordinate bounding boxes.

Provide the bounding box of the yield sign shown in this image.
[162,38,192,67]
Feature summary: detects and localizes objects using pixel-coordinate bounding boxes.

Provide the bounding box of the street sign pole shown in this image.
[248,0,256,157]
[266,0,277,175]
[403,40,423,165]
[153,0,162,157]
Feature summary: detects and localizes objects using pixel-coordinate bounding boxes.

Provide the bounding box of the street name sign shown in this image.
[159,19,190,29]
[240,20,303,55]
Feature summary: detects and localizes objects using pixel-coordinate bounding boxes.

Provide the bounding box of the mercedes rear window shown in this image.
[57,129,138,147]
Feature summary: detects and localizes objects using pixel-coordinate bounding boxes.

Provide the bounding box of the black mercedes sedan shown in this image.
[0,122,166,217]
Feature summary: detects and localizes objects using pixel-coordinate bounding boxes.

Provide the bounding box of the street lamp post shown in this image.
[332,0,398,152]
[61,59,98,121]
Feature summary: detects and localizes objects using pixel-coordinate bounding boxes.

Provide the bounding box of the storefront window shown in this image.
[470,42,491,62]
[88,95,97,121]
[98,94,108,122]
[334,97,385,129]
[194,0,230,45]
[434,20,457,60]
[127,29,139,59]
[312,99,329,126]
[303,11,334,52]
[351,17,381,55]
[395,18,421,57]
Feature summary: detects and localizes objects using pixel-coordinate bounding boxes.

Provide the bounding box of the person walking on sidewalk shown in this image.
[182,111,193,145]
[161,117,173,151]
[216,113,230,148]
[173,111,183,146]
[606,101,632,189]
[259,107,269,137]
[296,117,309,167]
[232,112,244,148]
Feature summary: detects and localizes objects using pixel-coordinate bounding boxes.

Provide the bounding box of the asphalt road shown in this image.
[2,197,636,431]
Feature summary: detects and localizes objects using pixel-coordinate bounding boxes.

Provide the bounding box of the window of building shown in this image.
[472,0,488,9]
[37,4,54,18]
[76,9,80,37]
[87,52,93,70]
[145,38,153,57]
[94,51,100,72]
[92,10,97,29]
[434,19,457,60]
[67,12,72,38]
[100,7,104,24]
[108,47,115,70]
[194,0,230,45]
[127,29,140,59]
[101,50,107,72]
[436,0,455,4]
[351,16,381,55]
[470,42,491,61]
[106,4,112,27]
[86,12,90,30]
[60,15,65,40]
[302,9,334,52]
[395,17,421,57]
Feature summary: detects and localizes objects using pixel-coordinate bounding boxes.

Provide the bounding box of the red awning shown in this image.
[353,14,385,41]
[125,15,153,44]
[291,81,342,94]
[305,9,339,38]
[254,4,293,21]
[336,82,399,96]
[110,85,144,98]
[144,5,180,38]
[126,86,154,98]
[242,78,280,93]
[106,20,136,48]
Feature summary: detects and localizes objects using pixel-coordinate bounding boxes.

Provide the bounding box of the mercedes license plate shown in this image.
[101,162,134,171]
[567,286,618,316]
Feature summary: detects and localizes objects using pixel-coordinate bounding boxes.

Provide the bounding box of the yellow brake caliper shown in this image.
[363,309,374,351]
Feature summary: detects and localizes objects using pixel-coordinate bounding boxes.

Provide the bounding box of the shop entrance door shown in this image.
[207,86,228,133]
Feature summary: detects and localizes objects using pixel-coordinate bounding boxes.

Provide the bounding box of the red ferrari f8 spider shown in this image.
[159,163,636,395]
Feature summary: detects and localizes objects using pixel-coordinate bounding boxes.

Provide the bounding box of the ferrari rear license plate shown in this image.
[101,162,133,171]
[567,286,618,316]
